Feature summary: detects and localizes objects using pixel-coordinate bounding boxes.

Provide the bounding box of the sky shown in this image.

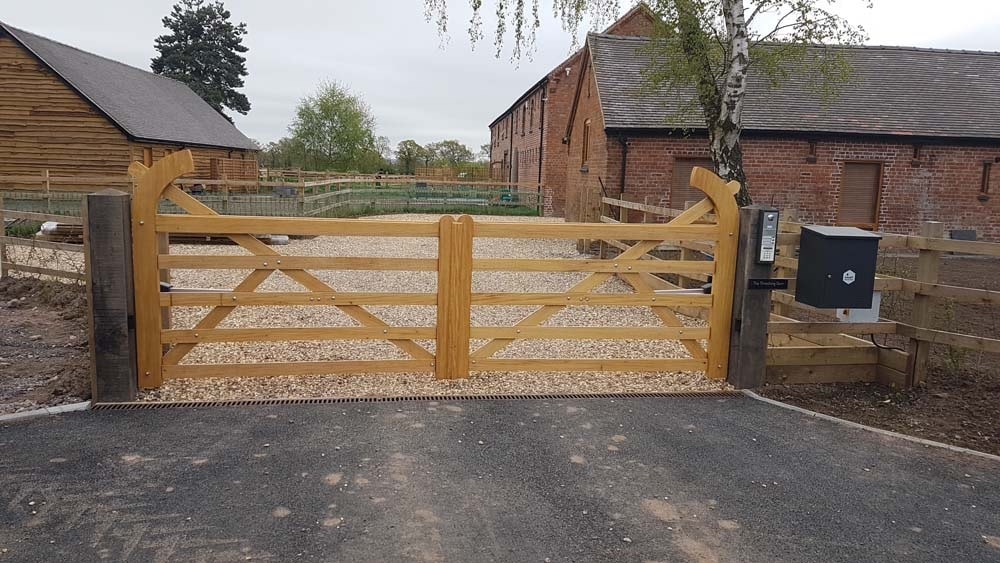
[3,0,1000,152]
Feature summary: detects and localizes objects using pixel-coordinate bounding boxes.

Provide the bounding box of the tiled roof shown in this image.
[2,22,257,150]
[590,33,1000,139]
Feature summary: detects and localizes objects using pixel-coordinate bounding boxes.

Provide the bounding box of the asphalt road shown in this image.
[1,394,998,562]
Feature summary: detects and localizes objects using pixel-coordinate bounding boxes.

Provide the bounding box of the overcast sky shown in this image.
[4,0,1000,151]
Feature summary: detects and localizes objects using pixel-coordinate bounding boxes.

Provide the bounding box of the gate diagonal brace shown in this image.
[470,186,738,362]
[470,238,705,360]
[158,185,433,366]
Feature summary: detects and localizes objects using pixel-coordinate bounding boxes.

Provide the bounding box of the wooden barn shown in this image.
[0,21,258,180]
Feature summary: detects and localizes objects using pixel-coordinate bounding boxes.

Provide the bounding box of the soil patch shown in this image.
[762,256,1000,456]
[0,277,90,415]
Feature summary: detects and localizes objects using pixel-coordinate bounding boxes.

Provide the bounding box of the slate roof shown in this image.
[1,22,257,150]
[589,33,1000,140]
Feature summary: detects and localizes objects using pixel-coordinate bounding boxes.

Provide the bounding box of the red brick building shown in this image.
[564,34,1000,240]
[487,4,655,216]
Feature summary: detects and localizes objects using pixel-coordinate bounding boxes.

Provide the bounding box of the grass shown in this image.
[3,222,42,238]
[316,204,540,218]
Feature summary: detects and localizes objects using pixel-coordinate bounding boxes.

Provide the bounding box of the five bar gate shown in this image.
[130,151,739,388]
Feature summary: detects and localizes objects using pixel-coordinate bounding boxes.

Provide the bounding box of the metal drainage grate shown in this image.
[92,391,741,410]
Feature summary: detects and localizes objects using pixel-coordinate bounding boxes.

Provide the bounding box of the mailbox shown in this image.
[795,225,881,309]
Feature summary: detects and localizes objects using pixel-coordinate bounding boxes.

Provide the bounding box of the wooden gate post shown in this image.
[726,206,776,388]
[85,189,138,402]
[906,221,944,387]
[436,215,473,379]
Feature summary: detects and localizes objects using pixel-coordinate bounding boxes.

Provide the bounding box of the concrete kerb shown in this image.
[743,390,1000,463]
[0,401,91,424]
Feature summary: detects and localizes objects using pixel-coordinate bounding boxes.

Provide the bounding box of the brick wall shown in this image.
[574,133,1000,240]
[488,6,655,216]
[564,61,610,225]
[539,50,586,216]
[605,8,655,36]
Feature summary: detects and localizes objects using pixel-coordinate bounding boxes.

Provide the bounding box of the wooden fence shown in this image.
[0,172,545,217]
[601,196,1000,387]
[128,152,739,388]
[0,197,85,282]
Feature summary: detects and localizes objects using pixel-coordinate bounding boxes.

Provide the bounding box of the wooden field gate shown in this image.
[131,151,740,388]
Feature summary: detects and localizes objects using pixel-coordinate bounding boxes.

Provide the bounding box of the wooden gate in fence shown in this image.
[131,151,739,389]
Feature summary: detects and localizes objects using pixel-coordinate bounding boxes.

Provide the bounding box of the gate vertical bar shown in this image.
[436,215,473,379]
[133,175,163,388]
[690,168,741,380]
[132,151,195,388]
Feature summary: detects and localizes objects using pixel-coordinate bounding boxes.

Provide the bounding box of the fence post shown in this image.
[906,221,944,387]
[85,189,138,402]
[44,169,51,213]
[0,194,6,278]
[773,209,797,316]
[436,215,473,379]
[726,205,776,388]
[297,179,306,216]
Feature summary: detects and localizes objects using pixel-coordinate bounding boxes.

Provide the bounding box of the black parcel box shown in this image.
[794,225,881,309]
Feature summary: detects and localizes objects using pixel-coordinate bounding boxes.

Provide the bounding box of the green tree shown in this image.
[260,137,305,169]
[479,143,491,163]
[152,0,251,120]
[426,140,475,167]
[396,140,427,174]
[356,136,394,173]
[424,0,868,205]
[289,82,382,172]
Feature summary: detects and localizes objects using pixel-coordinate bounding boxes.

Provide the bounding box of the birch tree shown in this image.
[423,0,869,204]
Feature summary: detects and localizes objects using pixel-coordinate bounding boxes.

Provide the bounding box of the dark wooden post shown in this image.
[85,189,138,402]
[727,205,777,388]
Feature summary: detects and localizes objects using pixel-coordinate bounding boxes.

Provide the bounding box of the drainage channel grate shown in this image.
[92,391,741,410]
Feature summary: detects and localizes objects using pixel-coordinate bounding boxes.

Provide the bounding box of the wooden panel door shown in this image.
[838,162,882,228]
[671,158,715,209]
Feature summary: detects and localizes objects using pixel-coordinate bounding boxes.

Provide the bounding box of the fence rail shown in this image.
[0,196,85,282]
[0,171,545,218]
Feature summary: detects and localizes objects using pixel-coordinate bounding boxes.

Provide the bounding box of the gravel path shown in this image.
[11,213,726,400]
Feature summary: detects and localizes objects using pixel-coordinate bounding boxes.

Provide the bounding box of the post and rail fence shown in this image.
[600,195,1000,387]
[0,170,545,218]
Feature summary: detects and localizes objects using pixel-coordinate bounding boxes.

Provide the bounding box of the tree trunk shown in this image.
[676,0,752,206]
[714,0,753,206]
[710,123,751,206]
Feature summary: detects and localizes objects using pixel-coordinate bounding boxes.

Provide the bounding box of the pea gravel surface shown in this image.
[135,214,726,401]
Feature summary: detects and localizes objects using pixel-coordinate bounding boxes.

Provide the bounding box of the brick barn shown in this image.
[487,3,656,216]
[560,34,1000,240]
[0,22,258,180]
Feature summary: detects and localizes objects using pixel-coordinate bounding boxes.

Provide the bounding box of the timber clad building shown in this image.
[0,22,257,180]
[491,7,1000,240]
